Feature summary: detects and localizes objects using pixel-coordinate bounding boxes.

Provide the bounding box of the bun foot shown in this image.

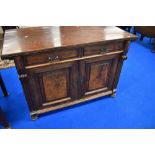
[111,93,116,98]
[5,124,11,129]
[31,114,38,120]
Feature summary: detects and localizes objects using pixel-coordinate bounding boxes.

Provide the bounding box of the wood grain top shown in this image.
[2,26,137,59]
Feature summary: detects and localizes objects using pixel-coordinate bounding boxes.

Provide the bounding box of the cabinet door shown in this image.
[26,61,78,108]
[79,54,119,97]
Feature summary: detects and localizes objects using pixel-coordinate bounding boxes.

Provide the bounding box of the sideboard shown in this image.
[1,26,137,119]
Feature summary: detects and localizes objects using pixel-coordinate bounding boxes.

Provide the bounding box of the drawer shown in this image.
[24,49,78,66]
[84,41,124,56]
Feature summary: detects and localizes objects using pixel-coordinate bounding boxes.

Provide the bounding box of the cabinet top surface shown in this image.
[2,26,136,58]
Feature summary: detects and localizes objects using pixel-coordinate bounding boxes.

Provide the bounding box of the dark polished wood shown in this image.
[0,73,9,97]
[134,26,155,52]
[0,107,10,128]
[134,26,155,38]
[1,26,137,119]
[0,74,10,128]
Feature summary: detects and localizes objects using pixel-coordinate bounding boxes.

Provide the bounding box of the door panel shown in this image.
[27,61,78,108]
[42,69,69,102]
[87,60,111,91]
[80,54,119,97]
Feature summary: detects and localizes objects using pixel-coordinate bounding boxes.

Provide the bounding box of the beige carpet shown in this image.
[0,58,15,69]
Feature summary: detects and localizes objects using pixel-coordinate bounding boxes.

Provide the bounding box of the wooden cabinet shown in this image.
[1,26,137,119]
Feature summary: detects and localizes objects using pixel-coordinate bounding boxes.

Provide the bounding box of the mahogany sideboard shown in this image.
[1,26,137,120]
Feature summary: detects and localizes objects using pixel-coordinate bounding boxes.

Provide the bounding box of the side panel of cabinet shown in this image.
[26,61,78,109]
[79,54,119,97]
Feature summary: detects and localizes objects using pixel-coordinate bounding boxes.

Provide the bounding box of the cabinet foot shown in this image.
[4,124,11,129]
[111,92,116,98]
[31,114,38,120]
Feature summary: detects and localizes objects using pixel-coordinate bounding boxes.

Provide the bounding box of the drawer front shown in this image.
[24,49,78,66]
[84,41,124,56]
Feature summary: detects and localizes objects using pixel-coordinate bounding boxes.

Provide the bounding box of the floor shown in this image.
[0,37,155,129]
